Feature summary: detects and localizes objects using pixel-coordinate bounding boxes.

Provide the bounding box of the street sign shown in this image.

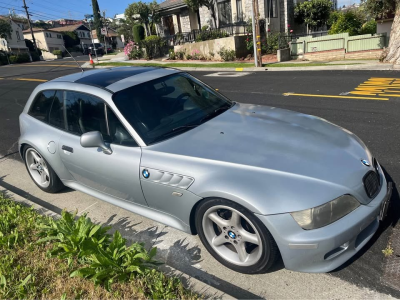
[101,27,107,35]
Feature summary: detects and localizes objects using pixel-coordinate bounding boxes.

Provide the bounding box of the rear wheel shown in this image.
[24,146,64,193]
[196,198,279,274]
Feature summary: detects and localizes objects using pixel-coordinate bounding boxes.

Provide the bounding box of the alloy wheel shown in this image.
[25,148,50,188]
[202,205,263,266]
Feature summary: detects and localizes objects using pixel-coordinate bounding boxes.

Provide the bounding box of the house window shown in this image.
[266,0,277,18]
[236,0,243,22]
[16,30,21,40]
[45,32,49,37]
[218,0,232,26]
[57,34,62,39]
[87,32,90,38]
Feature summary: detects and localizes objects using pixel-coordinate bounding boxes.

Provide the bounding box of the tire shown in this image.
[195,198,279,274]
[23,146,64,193]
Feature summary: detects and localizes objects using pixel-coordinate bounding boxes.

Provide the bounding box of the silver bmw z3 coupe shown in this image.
[19,67,392,273]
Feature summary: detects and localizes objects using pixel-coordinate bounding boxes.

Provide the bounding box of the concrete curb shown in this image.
[83,62,399,72]
[0,186,235,300]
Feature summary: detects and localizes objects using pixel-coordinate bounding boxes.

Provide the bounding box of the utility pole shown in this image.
[251,0,262,67]
[22,0,37,51]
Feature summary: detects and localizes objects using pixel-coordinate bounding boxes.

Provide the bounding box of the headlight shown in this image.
[290,195,360,230]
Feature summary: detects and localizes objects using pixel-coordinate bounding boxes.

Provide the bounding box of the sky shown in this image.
[0,0,359,21]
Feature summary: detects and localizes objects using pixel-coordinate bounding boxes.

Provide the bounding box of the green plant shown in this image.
[186,54,192,60]
[195,29,229,42]
[130,46,143,59]
[218,47,236,61]
[70,231,159,290]
[201,25,209,31]
[175,49,186,60]
[360,19,377,35]
[62,31,80,48]
[132,24,145,43]
[328,11,364,36]
[37,210,111,263]
[294,0,333,31]
[169,49,176,60]
[141,35,165,59]
[382,244,394,257]
[8,53,30,63]
[52,50,62,56]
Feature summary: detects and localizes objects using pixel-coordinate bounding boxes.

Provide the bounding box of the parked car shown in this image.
[19,67,392,274]
[88,43,104,55]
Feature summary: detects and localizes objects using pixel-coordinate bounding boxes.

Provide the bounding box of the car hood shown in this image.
[147,103,373,201]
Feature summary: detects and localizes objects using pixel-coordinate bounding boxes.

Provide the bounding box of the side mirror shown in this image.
[80,131,112,155]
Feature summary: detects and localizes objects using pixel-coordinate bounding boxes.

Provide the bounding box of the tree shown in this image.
[91,0,103,42]
[294,0,333,32]
[328,11,364,35]
[0,18,12,40]
[184,0,217,28]
[365,0,400,63]
[125,1,160,37]
[62,31,80,48]
[110,19,134,42]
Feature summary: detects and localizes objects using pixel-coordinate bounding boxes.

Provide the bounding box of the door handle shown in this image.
[62,145,74,153]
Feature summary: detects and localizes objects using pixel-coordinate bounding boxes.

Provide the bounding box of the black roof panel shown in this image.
[75,67,157,88]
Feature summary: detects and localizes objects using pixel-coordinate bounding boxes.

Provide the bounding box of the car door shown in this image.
[57,90,148,206]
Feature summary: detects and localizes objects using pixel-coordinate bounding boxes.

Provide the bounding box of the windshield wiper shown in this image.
[200,105,231,124]
[172,124,199,131]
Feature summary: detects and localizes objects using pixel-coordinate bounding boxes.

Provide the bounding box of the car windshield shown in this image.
[112,73,233,145]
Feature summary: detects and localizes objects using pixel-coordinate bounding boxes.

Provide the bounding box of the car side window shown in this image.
[106,107,138,147]
[28,90,56,122]
[49,91,65,129]
[64,91,108,137]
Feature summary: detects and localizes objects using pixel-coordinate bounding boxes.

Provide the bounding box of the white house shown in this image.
[50,24,92,46]
[0,16,28,52]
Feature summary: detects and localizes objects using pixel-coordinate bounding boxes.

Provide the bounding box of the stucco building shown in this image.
[50,24,92,46]
[0,16,28,52]
[22,28,65,53]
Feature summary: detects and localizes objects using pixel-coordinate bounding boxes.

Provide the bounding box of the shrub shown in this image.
[169,49,176,60]
[175,49,185,60]
[218,47,236,61]
[52,50,62,56]
[201,25,209,31]
[186,54,192,60]
[141,35,164,59]
[329,11,363,36]
[30,51,40,61]
[360,20,377,35]
[62,31,80,48]
[195,29,229,42]
[133,25,145,43]
[9,53,30,63]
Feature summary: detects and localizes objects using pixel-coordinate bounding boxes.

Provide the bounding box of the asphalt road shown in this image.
[1,60,400,297]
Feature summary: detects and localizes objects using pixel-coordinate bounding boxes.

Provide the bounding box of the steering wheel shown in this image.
[170,93,191,114]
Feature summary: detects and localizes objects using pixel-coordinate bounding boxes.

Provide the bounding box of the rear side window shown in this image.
[28,90,55,122]
[49,91,65,129]
[64,91,108,137]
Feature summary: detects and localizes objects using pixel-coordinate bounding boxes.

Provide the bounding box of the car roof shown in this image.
[50,67,181,93]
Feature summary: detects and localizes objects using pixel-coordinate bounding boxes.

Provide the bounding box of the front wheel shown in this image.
[196,198,279,274]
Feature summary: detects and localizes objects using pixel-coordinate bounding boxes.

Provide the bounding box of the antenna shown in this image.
[61,45,84,73]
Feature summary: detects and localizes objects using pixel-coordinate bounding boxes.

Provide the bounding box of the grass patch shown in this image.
[264,62,362,67]
[0,193,198,299]
[98,62,255,68]
[97,61,362,69]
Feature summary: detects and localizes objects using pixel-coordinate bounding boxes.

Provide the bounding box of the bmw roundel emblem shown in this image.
[142,169,150,178]
[228,231,236,239]
[361,159,370,167]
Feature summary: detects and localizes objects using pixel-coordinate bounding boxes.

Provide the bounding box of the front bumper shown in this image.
[258,176,392,273]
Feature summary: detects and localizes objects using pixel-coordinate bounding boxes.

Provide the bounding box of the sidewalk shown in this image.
[0,156,397,299]
[85,52,399,72]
